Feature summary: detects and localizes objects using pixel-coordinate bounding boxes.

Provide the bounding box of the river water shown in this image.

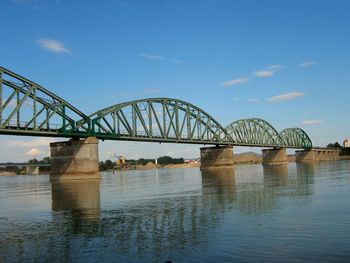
[0,161,350,262]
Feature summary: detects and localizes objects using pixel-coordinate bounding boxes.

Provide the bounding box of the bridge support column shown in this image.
[262,148,288,165]
[200,145,234,170]
[296,149,340,162]
[50,137,100,181]
[295,150,316,162]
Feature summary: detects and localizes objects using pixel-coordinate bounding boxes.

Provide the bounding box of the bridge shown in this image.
[0,163,50,167]
[0,67,338,180]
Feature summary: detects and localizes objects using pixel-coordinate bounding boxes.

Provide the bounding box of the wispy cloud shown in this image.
[7,137,58,148]
[36,38,70,53]
[255,70,274,77]
[301,119,323,125]
[138,53,164,60]
[222,64,283,87]
[138,53,181,63]
[248,98,259,102]
[267,91,305,102]
[26,148,40,157]
[221,77,250,87]
[300,61,316,68]
[11,0,49,11]
[233,97,242,101]
[254,64,284,78]
[268,65,284,71]
[145,88,160,94]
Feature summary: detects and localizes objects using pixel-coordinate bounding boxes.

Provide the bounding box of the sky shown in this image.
[1,0,350,162]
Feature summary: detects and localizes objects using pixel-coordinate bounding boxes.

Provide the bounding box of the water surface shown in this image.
[1,161,350,262]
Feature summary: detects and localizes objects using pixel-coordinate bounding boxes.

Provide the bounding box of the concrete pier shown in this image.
[296,148,340,162]
[200,145,234,170]
[50,137,100,181]
[262,148,288,165]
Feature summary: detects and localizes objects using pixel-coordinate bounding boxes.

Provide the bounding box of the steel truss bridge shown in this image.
[0,67,312,149]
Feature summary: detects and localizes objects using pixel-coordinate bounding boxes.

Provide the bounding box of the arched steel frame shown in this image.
[77,98,233,144]
[0,67,314,149]
[225,118,284,147]
[279,128,313,149]
[0,67,89,137]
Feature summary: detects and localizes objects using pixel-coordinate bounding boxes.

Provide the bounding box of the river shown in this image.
[1,161,350,262]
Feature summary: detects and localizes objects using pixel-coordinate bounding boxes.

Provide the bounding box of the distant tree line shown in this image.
[0,157,51,174]
[327,142,350,156]
[99,156,185,171]
[327,142,343,149]
[99,160,115,171]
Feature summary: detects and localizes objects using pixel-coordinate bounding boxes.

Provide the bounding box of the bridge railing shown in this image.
[1,119,60,131]
[0,67,314,149]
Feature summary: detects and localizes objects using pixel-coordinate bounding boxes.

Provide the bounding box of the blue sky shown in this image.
[1,0,350,161]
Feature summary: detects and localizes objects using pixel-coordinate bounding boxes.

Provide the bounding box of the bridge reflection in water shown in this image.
[0,164,317,262]
[50,164,315,234]
[51,180,101,225]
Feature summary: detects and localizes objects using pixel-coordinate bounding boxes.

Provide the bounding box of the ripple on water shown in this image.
[1,163,350,262]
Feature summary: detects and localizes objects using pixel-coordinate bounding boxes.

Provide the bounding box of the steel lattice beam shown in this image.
[279,128,313,149]
[77,98,233,145]
[0,67,313,149]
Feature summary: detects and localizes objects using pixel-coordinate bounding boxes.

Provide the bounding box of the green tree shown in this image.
[334,142,342,149]
[327,143,334,148]
[42,157,51,164]
[105,159,115,169]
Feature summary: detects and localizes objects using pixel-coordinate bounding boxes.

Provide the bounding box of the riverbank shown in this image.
[0,171,17,176]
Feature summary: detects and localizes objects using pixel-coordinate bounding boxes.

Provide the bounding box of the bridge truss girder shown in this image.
[77,98,233,145]
[225,118,284,147]
[0,66,313,149]
[0,67,89,137]
[279,128,313,149]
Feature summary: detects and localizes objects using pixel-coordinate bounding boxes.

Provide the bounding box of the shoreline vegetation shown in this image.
[1,149,349,176]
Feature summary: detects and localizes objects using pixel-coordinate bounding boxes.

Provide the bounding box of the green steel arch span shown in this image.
[279,128,313,149]
[0,66,314,149]
[0,67,89,137]
[225,118,284,147]
[76,98,233,145]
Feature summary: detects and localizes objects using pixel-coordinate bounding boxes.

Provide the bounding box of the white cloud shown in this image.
[267,91,305,102]
[26,148,40,157]
[221,77,250,87]
[254,64,284,78]
[233,97,242,101]
[11,0,48,11]
[300,61,316,67]
[138,53,181,63]
[248,98,259,102]
[37,38,70,53]
[301,120,323,125]
[255,70,274,77]
[145,88,160,94]
[138,53,164,60]
[222,64,284,87]
[7,137,59,148]
[268,64,284,70]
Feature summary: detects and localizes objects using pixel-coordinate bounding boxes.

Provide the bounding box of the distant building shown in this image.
[344,139,350,148]
[184,158,200,164]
